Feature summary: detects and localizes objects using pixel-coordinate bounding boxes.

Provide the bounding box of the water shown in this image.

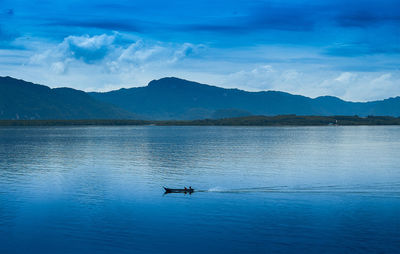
[0,126,399,253]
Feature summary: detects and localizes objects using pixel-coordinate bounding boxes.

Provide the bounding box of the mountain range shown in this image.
[1,76,400,120]
[0,76,135,120]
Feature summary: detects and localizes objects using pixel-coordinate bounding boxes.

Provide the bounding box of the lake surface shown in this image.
[0,126,399,253]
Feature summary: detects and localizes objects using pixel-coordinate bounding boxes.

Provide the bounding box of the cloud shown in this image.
[180,0,394,35]
[0,23,21,49]
[0,7,14,16]
[171,43,205,63]
[334,72,357,83]
[371,73,392,84]
[3,0,399,51]
[182,6,317,35]
[29,33,206,75]
[222,65,400,101]
[29,33,118,70]
[118,40,166,63]
[223,65,304,92]
[248,4,318,32]
[334,5,400,28]
[324,42,400,57]
[50,61,67,74]
[63,34,116,63]
[46,19,142,33]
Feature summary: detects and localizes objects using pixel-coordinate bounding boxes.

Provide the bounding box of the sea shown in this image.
[0,126,399,253]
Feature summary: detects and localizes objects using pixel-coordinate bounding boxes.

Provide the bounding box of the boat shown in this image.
[164,187,194,193]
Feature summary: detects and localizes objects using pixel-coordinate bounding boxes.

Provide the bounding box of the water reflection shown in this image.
[0,126,400,253]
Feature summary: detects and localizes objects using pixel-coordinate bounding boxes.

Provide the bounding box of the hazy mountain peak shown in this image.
[314,96,345,102]
[147,77,212,89]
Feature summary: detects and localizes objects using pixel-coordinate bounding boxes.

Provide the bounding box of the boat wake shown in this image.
[195,185,400,197]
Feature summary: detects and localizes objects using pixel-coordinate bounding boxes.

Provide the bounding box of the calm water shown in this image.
[0,126,399,253]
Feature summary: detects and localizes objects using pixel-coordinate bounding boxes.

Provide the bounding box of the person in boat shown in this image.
[189,186,193,191]
[184,187,187,191]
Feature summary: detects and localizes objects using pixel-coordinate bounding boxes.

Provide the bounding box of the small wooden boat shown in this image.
[164,187,194,193]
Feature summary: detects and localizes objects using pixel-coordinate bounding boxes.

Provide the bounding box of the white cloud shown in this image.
[118,40,166,63]
[221,65,400,101]
[50,61,66,74]
[29,33,118,69]
[65,34,115,50]
[334,72,357,83]
[28,33,206,78]
[171,43,206,63]
[371,73,392,84]
[222,65,309,93]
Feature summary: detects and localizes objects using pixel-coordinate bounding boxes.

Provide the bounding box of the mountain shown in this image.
[1,76,399,120]
[0,76,135,120]
[90,77,400,120]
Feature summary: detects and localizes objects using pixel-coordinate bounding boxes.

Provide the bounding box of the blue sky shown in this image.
[0,0,399,101]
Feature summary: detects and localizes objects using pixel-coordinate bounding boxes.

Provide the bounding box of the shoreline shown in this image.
[1,115,400,126]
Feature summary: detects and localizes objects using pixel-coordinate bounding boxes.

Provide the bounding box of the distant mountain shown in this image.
[90,77,400,119]
[0,76,135,120]
[1,76,399,120]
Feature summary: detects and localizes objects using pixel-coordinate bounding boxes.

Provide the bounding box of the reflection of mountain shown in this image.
[91,77,400,119]
[0,76,135,120]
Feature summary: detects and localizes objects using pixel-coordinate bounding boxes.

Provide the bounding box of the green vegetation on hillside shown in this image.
[157,115,400,126]
[0,119,150,126]
[1,115,400,126]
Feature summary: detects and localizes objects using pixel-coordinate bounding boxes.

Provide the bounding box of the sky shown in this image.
[0,0,399,101]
